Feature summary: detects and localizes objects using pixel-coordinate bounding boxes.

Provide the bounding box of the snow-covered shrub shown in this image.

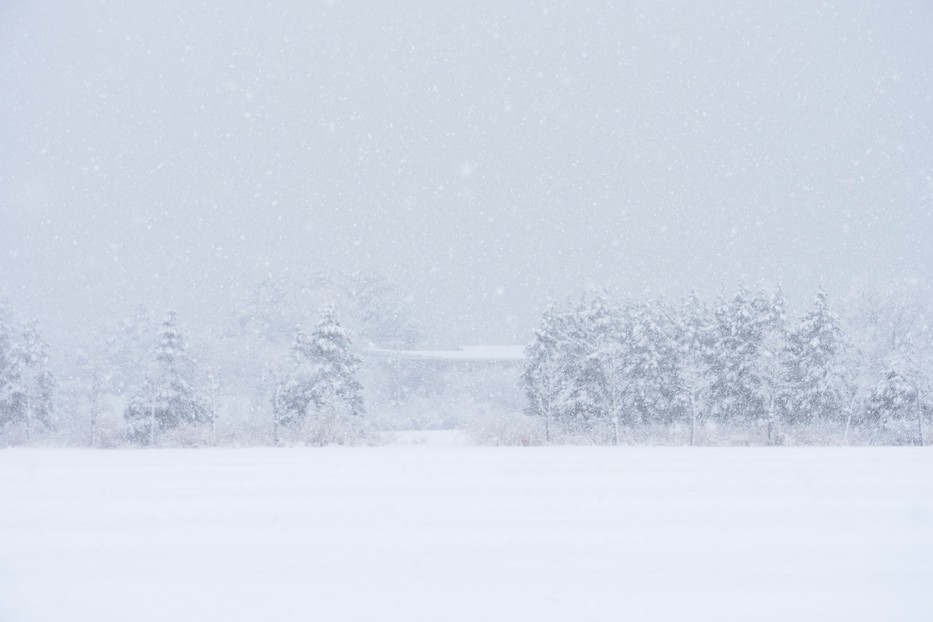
[298,412,370,447]
[467,410,545,446]
[158,423,213,448]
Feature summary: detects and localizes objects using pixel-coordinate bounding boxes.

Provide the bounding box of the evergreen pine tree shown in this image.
[752,287,787,444]
[0,304,56,443]
[624,299,681,428]
[0,303,24,433]
[15,321,56,441]
[275,305,365,444]
[707,286,785,427]
[305,305,365,420]
[866,338,932,445]
[276,327,316,429]
[124,312,208,445]
[865,369,917,443]
[783,288,849,426]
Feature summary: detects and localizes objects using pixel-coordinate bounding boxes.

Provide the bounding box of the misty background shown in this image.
[2,0,931,370]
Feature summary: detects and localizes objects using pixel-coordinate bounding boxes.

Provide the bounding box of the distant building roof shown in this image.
[367,345,525,361]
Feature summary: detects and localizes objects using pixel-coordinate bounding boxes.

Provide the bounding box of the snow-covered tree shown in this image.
[100,305,156,396]
[865,370,919,444]
[895,343,932,446]
[623,299,681,428]
[842,284,932,443]
[275,305,365,444]
[15,321,56,442]
[865,337,932,445]
[782,288,849,427]
[673,292,713,445]
[707,286,785,427]
[0,303,56,444]
[756,324,787,445]
[567,291,627,443]
[227,272,418,437]
[307,305,365,416]
[521,305,571,443]
[276,327,315,433]
[0,303,24,434]
[124,312,209,445]
[86,366,104,447]
[234,271,421,349]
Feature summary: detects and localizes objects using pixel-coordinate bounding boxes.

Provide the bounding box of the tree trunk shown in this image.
[689,394,697,447]
[148,390,156,448]
[89,389,99,448]
[394,349,402,407]
[917,390,925,447]
[613,414,620,446]
[766,396,776,446]
[270,371,282,447]
[843,408,852,445]
[272,387,280,446]
[24,392,31,445]
[209,376,217,447]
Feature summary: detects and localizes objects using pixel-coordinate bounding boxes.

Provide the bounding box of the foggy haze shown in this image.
[2,0,931,357]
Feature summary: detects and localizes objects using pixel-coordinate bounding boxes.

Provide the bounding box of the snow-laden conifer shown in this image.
[275,305,365,445]
[124,312,209,445]
[783,288,849,426]
[14,321,56,442]
[0,303,56,444]
[707,286,785,426]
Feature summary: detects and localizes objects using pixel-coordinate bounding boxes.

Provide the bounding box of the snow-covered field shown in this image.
[1,446,931,622]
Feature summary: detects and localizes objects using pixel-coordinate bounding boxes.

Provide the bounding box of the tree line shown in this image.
[521,286,932,445]
[118,305,365,447]
[2,279,931,447]
[0,298,366,447]
[0,271,410,447]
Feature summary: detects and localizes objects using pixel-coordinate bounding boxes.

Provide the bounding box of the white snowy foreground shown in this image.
[1,447,931,622]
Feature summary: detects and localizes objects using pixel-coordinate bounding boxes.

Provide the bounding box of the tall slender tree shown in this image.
[522,305,571,443]
[674,292,713,445]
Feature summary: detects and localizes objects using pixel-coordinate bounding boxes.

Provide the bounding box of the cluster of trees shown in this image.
[0,273,376,447]
[48,270,406,448]
[0,303,55,443]
[115,305,366,447]
[522,286,932,445]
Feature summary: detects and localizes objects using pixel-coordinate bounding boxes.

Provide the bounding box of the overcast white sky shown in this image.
[1,1,931,354]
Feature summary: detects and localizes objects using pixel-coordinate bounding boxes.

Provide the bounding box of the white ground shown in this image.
[1,445,931,621]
